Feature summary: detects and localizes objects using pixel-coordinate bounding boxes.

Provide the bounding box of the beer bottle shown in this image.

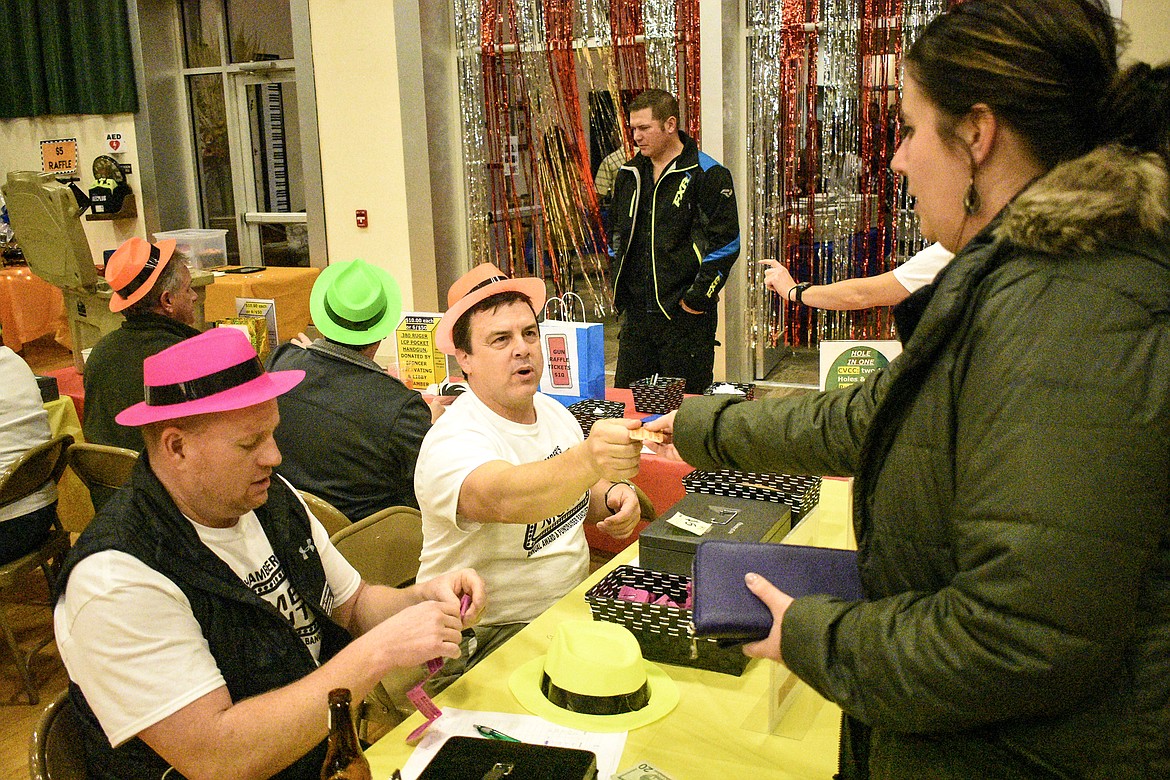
[320,688,372,780]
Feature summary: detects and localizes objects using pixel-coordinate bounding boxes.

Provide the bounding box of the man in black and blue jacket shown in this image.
[608,89,740,394]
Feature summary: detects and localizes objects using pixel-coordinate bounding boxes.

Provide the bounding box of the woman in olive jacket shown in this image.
[648,1,1170,777]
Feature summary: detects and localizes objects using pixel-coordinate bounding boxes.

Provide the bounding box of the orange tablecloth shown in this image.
[203,266,321,343]
[584,387,696,555]
[0,266,67,352]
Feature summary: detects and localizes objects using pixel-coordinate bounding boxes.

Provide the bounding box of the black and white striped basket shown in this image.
[567,399,626,438]
[584,565,750,676]
[629,376,685,414]
[702,382,757,401]
[682,469,822,521]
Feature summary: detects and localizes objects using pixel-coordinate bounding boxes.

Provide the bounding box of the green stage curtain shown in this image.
[0,0,138,118]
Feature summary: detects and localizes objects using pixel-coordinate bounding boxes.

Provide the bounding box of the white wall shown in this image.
[1121,0,1170,66]
[0,114,147,266]
[306,0,438,318]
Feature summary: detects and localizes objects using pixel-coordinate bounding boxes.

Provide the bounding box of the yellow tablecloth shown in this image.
[44,395,93,533]
[204,267,321,343]
[366,479,856,780]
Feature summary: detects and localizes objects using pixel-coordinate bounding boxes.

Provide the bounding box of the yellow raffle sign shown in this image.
[395,313,445,389]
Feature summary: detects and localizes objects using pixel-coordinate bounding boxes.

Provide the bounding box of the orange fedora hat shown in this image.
[434,263,546,355]
[106,236,178,313]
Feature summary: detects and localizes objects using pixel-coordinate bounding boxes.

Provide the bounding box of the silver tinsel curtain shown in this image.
[453,0,946,340]
[450,0,701,316]
[745,0,946,350]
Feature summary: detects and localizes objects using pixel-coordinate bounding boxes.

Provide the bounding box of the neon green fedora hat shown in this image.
[509,620,679,733]
[309,258,403,345]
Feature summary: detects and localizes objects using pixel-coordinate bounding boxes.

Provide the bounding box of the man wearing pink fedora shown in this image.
[55,327,485,779]
[83,235,200,452]
[415,263,644,680]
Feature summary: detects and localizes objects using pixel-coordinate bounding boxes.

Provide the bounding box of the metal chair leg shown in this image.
[0,603,39,705]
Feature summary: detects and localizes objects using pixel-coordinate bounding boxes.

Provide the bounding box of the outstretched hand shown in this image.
[641,411,685,462]
[585,418,643,482]
[759,259,798,299]
[741,572,795,662]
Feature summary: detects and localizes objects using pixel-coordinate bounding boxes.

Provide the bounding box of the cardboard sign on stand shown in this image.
[395,313,446,389]
[819,340,902,390]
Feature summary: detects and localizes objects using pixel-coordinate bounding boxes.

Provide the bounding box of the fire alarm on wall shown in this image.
[355,209,368,228]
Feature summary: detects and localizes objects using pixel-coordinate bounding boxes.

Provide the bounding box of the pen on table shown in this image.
[474,724,521,742]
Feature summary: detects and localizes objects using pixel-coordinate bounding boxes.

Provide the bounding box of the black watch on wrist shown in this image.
[792,282,812,305]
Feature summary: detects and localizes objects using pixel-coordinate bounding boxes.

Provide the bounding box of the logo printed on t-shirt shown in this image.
[245,553,323,657]
[523,446,588,556]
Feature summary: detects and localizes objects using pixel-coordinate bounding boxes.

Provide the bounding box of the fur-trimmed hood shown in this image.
[996,144,1170,255]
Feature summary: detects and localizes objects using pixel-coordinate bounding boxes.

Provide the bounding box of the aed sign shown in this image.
[41,138,78,174]
[104,131,129,154]
[819,340,902,391]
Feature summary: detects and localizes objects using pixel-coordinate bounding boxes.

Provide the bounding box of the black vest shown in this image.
[58,455,352,779]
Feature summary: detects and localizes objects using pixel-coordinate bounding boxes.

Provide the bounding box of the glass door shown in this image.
[181,0,316,266]
[228,64,309,266]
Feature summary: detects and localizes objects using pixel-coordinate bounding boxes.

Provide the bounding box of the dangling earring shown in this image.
[963,177,981,216]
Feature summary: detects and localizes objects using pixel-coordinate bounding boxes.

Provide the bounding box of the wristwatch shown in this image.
[789,282,813,304]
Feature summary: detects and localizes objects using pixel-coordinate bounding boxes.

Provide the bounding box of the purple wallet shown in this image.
[691,540,864,643]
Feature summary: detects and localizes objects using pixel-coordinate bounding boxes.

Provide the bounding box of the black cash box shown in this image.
[35,375,60,403]
[639,493,792,577]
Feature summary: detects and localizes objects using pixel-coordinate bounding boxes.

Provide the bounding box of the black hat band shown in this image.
[539,672,650,716]
[464,275,508,298]
[116,243,162,298]
[323,294,388,332]
[144,356,265,407]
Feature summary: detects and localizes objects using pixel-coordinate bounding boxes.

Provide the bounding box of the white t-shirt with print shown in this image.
[891,242,954,293]
[54,478,361,747]
[414,389,590,626]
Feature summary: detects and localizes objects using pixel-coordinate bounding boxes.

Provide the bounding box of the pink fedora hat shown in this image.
[116,328,304,427]
[434,263,546,355]
[107,236,178,313]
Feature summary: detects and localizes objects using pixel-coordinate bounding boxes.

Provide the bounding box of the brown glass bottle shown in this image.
[320,688,372,780]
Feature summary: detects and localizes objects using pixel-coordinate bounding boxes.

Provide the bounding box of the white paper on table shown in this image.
[396,707,627,780]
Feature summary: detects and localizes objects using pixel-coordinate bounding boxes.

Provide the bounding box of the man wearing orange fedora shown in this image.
[83,236,200,451]
[267,258,432,520]
[416,263,644,677]
[55,327,485,779]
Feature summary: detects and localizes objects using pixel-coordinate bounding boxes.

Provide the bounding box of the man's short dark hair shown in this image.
[325,337,382,352]
[629,89,679,126]
[123,258,184,317]
[452,290,537,354]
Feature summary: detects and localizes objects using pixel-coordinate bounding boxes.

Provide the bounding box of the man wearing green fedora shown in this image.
[266,258,432,521]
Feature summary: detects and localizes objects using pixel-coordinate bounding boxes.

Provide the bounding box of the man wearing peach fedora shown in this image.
[83,236,200,451]
[55,327,485,779]
[415,263,645,679]
[267,258,433,520]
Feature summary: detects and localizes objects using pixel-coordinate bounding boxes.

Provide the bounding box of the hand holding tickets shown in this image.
[640,411,685,462]
[629,427,665,443]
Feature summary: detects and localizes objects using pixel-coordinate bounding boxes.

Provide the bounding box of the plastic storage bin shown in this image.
[153,229,228,270]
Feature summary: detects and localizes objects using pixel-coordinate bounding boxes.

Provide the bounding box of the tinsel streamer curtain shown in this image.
[676,0,701,140]
[746,0,946,350]
[453,0,702,313]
